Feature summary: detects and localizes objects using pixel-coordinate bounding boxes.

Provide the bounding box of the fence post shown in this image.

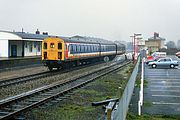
[138,57,145,115]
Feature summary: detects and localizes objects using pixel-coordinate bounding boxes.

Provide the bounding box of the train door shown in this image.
[48,42,57,60]
[11,45,17,57]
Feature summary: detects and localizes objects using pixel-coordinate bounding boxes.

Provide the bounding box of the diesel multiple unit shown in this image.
[42,36,125,70]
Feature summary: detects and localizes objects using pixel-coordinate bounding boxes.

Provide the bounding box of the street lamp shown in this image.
[130,33,142,63]
[136,37,143,57]
[130,36,134,53]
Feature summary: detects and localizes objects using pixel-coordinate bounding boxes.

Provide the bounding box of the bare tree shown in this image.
[177,40,180,50]
[166,41,176,49]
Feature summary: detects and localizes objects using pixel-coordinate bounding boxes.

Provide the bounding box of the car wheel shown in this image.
[170,64,175,68]
[152,64,157,68]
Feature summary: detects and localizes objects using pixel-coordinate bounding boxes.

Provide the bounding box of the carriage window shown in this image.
[50,43,55,48]
[70,45,73,52]
[73,45,76,52]
[58,43,62,49]
[82,45,85,53]
[44,43,47,49]
[79,45,81,52]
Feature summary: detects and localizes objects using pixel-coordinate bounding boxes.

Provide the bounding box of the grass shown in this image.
[135,75,148,88]
[143,100,152,107]
[25,63,133,120]
[127,113,180,120]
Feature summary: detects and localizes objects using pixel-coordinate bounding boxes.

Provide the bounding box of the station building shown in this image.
[145,32,166,53]
[0,31,49,57]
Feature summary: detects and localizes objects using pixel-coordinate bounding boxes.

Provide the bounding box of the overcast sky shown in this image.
[0,0,180,43]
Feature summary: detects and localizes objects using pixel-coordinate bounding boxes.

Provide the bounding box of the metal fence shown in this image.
[113,57,140,120]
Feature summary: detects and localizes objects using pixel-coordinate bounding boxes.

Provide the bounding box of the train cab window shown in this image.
[44,43,47,49]
[58,43,62,49]
[50,43,55,48]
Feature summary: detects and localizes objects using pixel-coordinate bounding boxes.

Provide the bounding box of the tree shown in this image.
[166,41,176,49]
[177,40,180,50]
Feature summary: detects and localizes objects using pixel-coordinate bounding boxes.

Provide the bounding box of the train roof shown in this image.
[60,35,116,45]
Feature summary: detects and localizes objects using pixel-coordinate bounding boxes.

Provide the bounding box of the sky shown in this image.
[0,0,180,43]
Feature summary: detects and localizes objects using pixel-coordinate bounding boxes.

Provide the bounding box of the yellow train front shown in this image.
[42,37,65,70]
[42,37,125,71]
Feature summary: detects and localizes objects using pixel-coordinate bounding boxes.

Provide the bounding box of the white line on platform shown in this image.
[153,102,180,105]
[166,70,169,77]
[149,79,180,81]
[151,85,180,88]
[152,95,180,98]
[151,81,180,84]
[147,77,180,79]
[151,90,180,92]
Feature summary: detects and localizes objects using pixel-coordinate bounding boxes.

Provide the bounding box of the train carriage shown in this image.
[42,36,125,70]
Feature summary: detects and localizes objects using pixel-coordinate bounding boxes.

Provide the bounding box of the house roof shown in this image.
[0,31,52,40]
[148,36,165,41]
[13,32,50,40]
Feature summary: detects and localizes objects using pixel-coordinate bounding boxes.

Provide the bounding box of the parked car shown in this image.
[146,52,166,64]
[146,56,159,64]
[148,58,179,68]
[176,52,180,58]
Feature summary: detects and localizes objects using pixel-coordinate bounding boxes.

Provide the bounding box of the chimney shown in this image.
[43,32,48,35]
[154,32,159,39]
[36,29,40,34]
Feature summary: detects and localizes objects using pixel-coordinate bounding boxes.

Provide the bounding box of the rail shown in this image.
[0,61,106,88]
[0,60,130,120]
[113,57,140,120]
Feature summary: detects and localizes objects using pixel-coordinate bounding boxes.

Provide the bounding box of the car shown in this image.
[146,56,159,64]
[145,52,166,64]
[176,52,180,58]
[148,58,179,68]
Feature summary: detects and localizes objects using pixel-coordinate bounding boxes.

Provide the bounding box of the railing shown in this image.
[113,57,140,120]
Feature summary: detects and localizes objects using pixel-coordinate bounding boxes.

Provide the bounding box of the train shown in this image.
[42,36,125,71]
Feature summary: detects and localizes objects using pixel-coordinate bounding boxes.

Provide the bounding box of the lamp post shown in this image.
[136,37,143,53]
[130,36,134,53]
[130,33,142,63]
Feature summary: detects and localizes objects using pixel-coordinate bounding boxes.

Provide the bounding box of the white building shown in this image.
[0,31,49,57]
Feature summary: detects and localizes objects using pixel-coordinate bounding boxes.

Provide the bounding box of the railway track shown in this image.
[0,60,131,120]
[0,61,106,88]
[0,71,52,88]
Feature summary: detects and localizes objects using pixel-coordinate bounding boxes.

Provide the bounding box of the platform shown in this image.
[0,56,42,70]
[0,56,41,61]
